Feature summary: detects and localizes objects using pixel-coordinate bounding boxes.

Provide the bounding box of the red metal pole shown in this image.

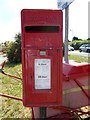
[74,79,90,101]
[0,93,23,101]
[2,71,22,81]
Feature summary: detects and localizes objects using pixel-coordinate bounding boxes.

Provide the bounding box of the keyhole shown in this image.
[31,75,32,79]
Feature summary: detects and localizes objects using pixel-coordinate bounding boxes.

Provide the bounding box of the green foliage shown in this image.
[69,55,89,63]
[6,33,21,63]
[0,41,10,53]
[69,40,90,50]
[87,38,90,40]
[72,36,79,41]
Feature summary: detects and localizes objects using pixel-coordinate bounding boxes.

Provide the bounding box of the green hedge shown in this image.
[69,40,90,50]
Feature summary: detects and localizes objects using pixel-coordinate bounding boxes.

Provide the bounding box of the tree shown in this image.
[72,36,79,41]
[87,38,90,40]
[7,33,21,63]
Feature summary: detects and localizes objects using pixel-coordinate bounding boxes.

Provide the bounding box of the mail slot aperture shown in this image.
[25,26,60,32]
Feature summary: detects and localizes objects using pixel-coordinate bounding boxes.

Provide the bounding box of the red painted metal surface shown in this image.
[62,61,90,108]
[63,60,90,80]
[33,61,90,118]
[21,9,63,107]
[0,93,22,101]
[2,71,22,80]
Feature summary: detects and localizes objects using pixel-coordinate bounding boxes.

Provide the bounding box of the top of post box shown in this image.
[21,9,63,25]
[21,9,63,49]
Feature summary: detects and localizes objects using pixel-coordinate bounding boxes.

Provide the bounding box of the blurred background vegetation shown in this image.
[69,39,90,50]
[0,33,21,63]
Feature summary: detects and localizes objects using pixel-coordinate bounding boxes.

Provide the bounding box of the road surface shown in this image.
[69,50,90,57]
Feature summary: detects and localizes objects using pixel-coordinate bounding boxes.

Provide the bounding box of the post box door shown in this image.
[23,49,62,106]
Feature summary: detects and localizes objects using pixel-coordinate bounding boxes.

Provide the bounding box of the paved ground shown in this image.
[69,50,90,57]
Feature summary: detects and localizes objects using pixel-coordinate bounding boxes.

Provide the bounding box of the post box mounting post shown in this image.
[39,107,46,118]
[64,6,69,63]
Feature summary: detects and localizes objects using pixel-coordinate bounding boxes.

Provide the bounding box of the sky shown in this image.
[0,0,89,43]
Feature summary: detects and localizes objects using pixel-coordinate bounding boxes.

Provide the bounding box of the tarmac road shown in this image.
[69,50,90,57]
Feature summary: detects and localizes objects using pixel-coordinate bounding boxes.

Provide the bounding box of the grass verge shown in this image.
[69,54,90,63]
[0,63,32,118]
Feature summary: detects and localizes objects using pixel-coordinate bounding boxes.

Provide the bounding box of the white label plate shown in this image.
[35,59,51,90]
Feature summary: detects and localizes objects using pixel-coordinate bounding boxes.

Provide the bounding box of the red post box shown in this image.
[21,9,63,107]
